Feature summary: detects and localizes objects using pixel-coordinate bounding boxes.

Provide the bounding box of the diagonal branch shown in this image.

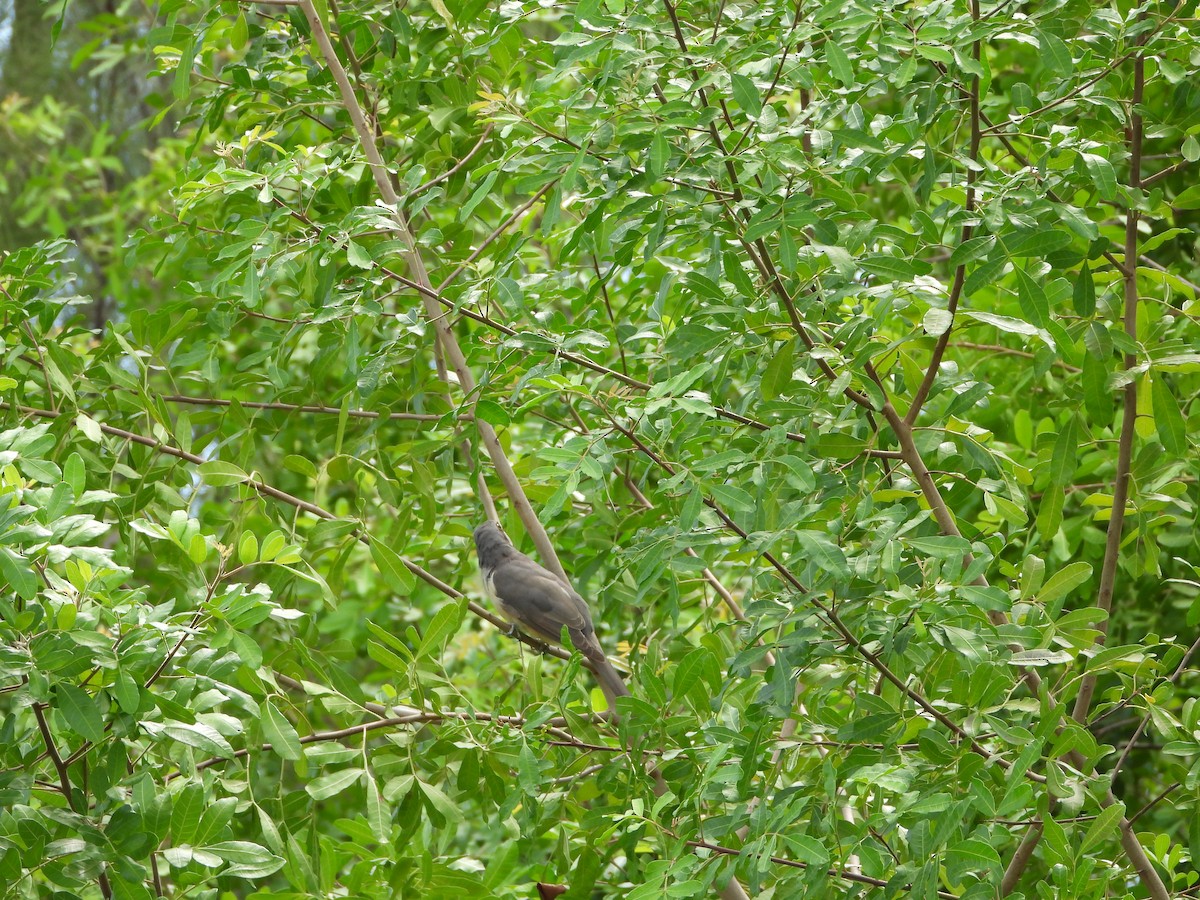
[293,0,568,582]
[906,0,980,426]
[1069,46,1144,727]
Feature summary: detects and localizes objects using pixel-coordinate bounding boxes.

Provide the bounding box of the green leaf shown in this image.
[57,683,104,742]
[64,452,86,495]
[368,637,411,675]
[709,484,754,513]
[923,307,952,337]
[730,73,762,117]
[1056,203,1099,240]
[261,700,303,761]
[1150,374,1187,455]
[412,778,461,825]
[1171,184,1200,209]
[75,413,104,444]
[56,602,77,630]
[418,598,466,660]
[1082,354,1112,424]
[517,739,540,795]
[144,721,235,757]
[794,531,849,577]
[21,457,61,484]
[1184,135,1200,163]
[197,460,248,487]
[113,671,141,715]
[173,36,196,100]
[1080,801,1124,855]
[1037,489,1064,538]
[1038,31,1072,77]
[259,530,287,562]
[460,170,499,220]
[365,771,390,842]
[648,132,670,179]
[946,838,1002,883]
[474,398,510,427]
[859,256,926,280]
[760,340,794,401]
[948,235,995,268]
[1040,562,1092,607]
[306,768,364,801]
[1015,266,1048,327]
[1082,153,1117,201]
[1073,267,1096,316]
[238,532,258,566]
[172,782,205,846]
[783,834,829,866]
[672,646,717,700]
[231,12,248,49]
[560,141,587,194]
[0,547,39,601]
[283,454,318,478]
[1048,416,1078,487]
[962,310,1051,347]
[188,533,209,565]
[346,240,373,269]
[370,537,416,595]
[203,841,285,878]
[907,535,971,557]
[825,40,854,87]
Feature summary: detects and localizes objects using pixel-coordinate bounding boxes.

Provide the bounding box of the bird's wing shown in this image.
[488,555,594,644]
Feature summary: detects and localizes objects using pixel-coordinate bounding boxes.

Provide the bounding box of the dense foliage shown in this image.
[2,0,1200,897]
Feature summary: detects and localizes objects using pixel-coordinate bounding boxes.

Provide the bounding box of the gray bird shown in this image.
[473,521,629,707]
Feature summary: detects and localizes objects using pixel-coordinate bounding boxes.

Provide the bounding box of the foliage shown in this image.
[2,0,1200,897]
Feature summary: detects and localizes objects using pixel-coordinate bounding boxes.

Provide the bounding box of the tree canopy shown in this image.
[2,0,1200,897]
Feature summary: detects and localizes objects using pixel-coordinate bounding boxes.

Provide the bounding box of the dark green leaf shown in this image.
[57,683,104,743]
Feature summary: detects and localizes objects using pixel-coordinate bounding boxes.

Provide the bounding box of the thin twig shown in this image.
[907,0,980,426]
[159,394,446,421]
[403,123,494,201]
[683,837,959,899]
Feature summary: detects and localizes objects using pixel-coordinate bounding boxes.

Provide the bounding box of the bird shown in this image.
[472,520,629,709]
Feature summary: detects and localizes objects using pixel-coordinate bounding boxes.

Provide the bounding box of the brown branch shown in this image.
[1002,36,1169,900]
[906,0,980,426]
[1001,824,1043,895]
[1129,782,1181,825]
[1070,38,1144,727]
[295,0,569,584]
[1141,157,1190,188]
[34,703,74,810]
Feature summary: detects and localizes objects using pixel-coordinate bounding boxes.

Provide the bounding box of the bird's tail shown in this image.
[571,632,630,712]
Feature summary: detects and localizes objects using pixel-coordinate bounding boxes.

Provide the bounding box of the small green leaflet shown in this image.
[370,536,416,595]
[825,40,854,87]
[57,683,104,743]
[730,73,762,117]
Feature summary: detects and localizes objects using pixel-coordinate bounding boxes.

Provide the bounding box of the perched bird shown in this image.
[473,521,629,708]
